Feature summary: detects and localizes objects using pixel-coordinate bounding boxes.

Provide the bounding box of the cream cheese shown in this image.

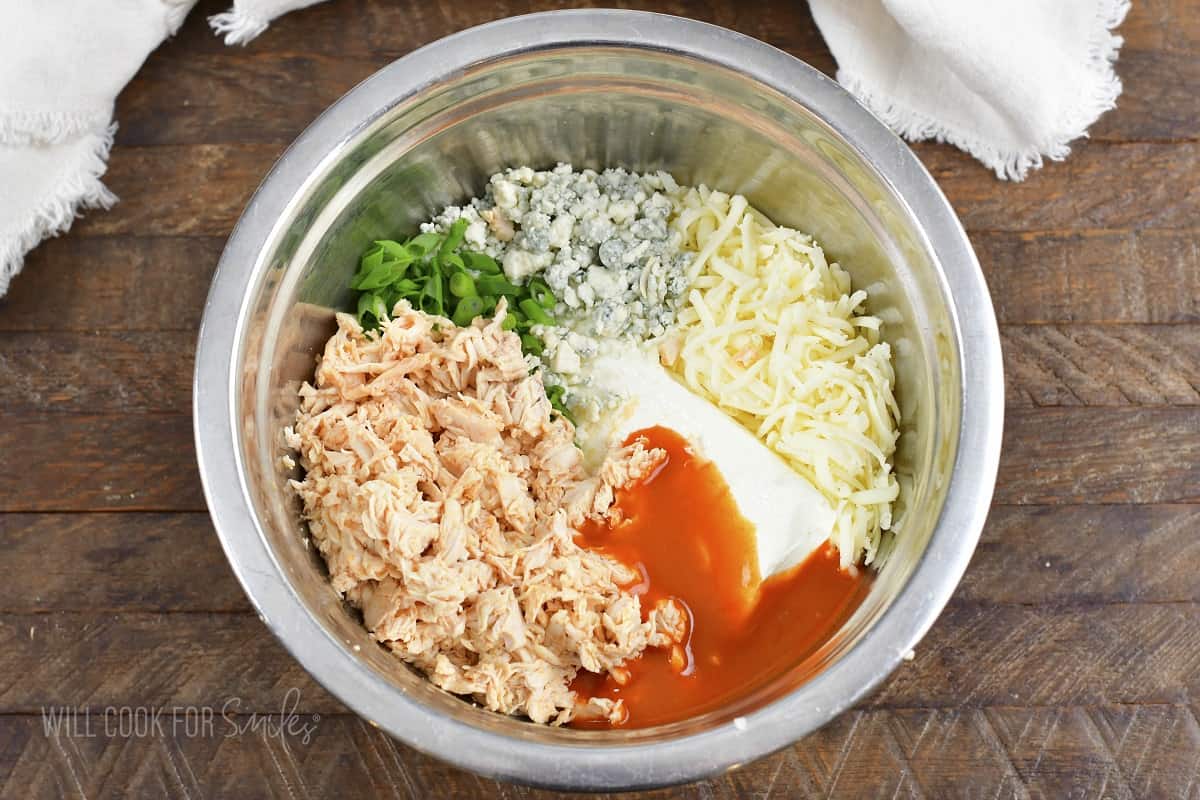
[581,350,836,582]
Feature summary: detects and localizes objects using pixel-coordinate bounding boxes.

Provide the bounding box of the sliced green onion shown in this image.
[419,274,444,317]
[438,218,469,261]
[500,312,518,331]
[462,251,501,274]
[521,334,544,356]
[351,246,384,284]
[451,295,485,327]
[376,240,414,262]
[352,259,411,290]
[544,384,574,423]
[361,246,385,269]
[518,298,554,326]
[440,252,466,276]
[406,232,440,257]
[449,271,477,298]
[527,277,556,310]
[380,279,420,309]
[476,274,520,297]
[356,292,388,328]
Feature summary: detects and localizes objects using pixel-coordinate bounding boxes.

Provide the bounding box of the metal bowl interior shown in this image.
[194,10,1003,790]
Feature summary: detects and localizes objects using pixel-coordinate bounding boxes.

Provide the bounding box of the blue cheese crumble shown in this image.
[422,164,692,413]
[424,165,689,336]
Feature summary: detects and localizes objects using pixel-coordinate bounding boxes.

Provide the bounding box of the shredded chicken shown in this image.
[287,300,684,724]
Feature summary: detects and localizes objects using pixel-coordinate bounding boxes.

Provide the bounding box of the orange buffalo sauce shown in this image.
[571,426,870,728]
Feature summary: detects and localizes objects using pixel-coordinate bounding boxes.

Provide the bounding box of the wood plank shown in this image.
[0,613,342,714]
[8,506,1194,614]
[917,141,1199,230]
[0,332,193,415]
[0,514,246,613]
[1002,325,1200,407]
[977,229,1200,325]
[1089,48,1200,143]
[872,602,1200,709]
[3,230,1195,333]
[169,0,1200,78]
[2,1,1193,798]
[64,141,1198,239]
[116,2,838,148]
[2,604,1199,712]
[0,236,222,332]
[0,416,202,512]
[1119,0,1200,52]
[358,0,836,66]
[115,53,386,148]
[118,30,1198,147]
[996,407,1200,505]
[114,0,1197,149]
[165,0,835,65]
[963,505,1200,605]
[70,145,276,238]
[788,704,1200,800]
[3,324,1195,416]
[4,407,1196,511]
[151,0,370,57]
[7,704,1200,799]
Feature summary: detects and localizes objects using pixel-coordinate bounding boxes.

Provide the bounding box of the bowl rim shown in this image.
[194,9,1004,790]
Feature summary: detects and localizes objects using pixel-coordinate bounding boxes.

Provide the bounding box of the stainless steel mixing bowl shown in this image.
[194,10,1003,790]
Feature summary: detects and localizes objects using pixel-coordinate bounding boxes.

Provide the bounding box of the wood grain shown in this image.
[917,141,1200,231]
[3,230,1196,331]
[165,0,834,64]
[1090,48,1200,142]
[2,602,1199,713]
[0,333,194,415]
[0,514,246,613]
[4,408,1196,512]
[2,0,1198,796]
[0,613,341,714]
[57,141,1198,239]
[0,416,202,512]
[977,229,1200,324]
[6,505,1195,615]
[3,324,1195,416]
[7,704,1200,800]
[70,145,276,238]
[964,505,1200,605]
[115,26,1200,148]
[116,53,390,147]
[870,602,1200,709]
[996,408,1200,505]
[1002,325,1200,407]
[116,53,1190,151]
[1119,0,1200,53]
[0,236,222,332]
[155,0,1200,145]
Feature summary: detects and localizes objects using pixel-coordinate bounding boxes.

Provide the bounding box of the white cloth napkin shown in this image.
[210,0,329,45]
[0,0,189,295]
[0,0,1130,298]
[0,0,328,296]
[809,0,1130,180]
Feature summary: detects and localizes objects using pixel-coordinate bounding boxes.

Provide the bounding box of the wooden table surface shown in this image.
[2,1,1198,797]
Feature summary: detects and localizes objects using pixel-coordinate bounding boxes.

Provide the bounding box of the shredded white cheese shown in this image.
[668,186,901,567]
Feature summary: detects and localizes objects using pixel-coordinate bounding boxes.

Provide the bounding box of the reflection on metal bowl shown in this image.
[194,10,1003,791]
